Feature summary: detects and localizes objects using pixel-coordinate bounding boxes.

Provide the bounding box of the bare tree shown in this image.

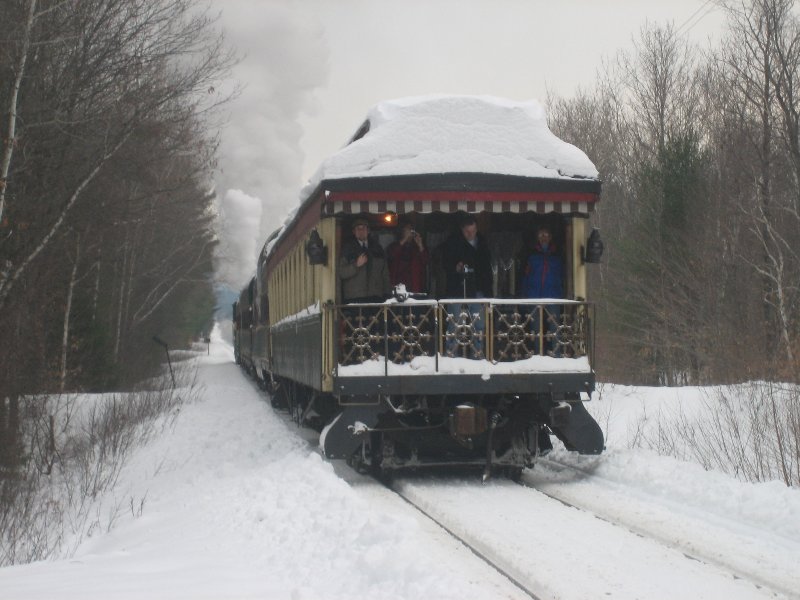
[717,0,800,372]
[0,0,37,228]
[0,0,233,398]
[618,22,700,155]
[549,6,800,384]
[0,0,233,312]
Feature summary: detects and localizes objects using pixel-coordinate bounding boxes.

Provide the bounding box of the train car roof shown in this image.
[303,95,598,194]
[307,95,600,219]
[264,95,601,264]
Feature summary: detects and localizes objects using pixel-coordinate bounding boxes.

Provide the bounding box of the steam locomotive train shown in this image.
[232,95,605,479]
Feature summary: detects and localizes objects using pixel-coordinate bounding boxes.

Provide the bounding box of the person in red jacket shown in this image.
[387,222,429,294]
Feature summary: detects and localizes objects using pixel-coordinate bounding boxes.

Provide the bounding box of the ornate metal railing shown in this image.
[334,300,593,371]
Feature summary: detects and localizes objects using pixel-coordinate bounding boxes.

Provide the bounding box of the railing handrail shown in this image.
[336,298,590,306]
[331,299,594,374]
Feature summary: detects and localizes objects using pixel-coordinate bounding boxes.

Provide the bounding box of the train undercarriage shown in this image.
[267,374,603,481]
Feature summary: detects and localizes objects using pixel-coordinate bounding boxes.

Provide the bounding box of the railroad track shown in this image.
[522,456,797,600]
[387,481,545,600]
[254,378,793,599]
[253,384,540,598]
[390,464,795,600]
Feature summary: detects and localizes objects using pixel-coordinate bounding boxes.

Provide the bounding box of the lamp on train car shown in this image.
[583,228,604,264]
[382,211,397,226]
[305,229,328,265]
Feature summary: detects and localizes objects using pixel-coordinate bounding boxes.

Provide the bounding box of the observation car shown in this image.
[234,95,605,479]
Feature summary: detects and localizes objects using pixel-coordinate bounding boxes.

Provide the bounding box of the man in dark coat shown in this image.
[339,218,389,302]
[441,214,492,299]
[339,218,390,303]
[337,217,390,364]
[441,214,492,358]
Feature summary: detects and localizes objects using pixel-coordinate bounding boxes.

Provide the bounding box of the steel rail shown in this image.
[523,457,794,600]
[387,483,545,600]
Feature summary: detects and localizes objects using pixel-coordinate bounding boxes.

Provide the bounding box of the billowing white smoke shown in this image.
[216,189,263,288]
[211,0,328,289]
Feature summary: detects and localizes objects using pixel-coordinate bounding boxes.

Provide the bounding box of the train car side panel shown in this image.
[271,315,322,390]
[266,212,338,393]
[571,218,587,300]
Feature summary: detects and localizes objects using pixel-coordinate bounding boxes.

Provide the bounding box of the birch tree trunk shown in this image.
[0,0,36,227]
[113,229,130,364]
[60,234,81,392]
[0,132,131,312]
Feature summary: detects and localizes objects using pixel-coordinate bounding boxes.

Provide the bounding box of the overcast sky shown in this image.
[210,0,725,287]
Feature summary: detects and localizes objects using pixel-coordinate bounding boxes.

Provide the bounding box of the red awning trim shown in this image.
[323,190,597,215]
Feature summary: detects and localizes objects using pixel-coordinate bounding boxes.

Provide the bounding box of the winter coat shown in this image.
[441,232,493,298]
[522,244,563,299]
[387,240,429,293]
[338,237,390,302]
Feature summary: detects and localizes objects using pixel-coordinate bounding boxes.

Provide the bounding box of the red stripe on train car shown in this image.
[326,190,597,207]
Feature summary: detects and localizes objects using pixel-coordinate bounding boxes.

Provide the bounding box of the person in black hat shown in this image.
[338,217,390,303]
[440,214,493,358]
[441,214,492,299]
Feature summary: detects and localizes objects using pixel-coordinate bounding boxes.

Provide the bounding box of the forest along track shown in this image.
[523,456,799,600]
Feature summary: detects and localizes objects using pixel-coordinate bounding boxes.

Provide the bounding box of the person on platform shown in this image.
[521,225,564,356]
[441,214,492,357]
[338,218,390,303]
[387,221,429,294]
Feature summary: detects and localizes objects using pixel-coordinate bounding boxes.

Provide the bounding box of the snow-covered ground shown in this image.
[1,326,798,599]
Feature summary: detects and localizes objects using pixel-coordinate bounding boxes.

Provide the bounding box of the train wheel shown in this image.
[270,378,288,409]
[363,432,392,486]
[368,432,382,474]
[505,466,523,482]
[375,466,394,487]
[346,445,366,473]
[286,382,301,424]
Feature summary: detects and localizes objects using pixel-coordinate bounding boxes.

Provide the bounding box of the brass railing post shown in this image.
[383,304,388,376]
[485,300,493,361]
[538,304,544,356]
[333,304,340,376]
[435,302,441,372]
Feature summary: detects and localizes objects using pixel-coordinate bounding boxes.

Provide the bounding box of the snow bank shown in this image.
[3,329,798,600]
[0,325,524,599]
[338,354,591,376]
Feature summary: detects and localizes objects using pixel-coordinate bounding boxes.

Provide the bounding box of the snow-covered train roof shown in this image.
[265,95,601,265]
[304,94,598,192]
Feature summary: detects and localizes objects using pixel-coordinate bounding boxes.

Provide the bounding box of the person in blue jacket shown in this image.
[522,226,564,356]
